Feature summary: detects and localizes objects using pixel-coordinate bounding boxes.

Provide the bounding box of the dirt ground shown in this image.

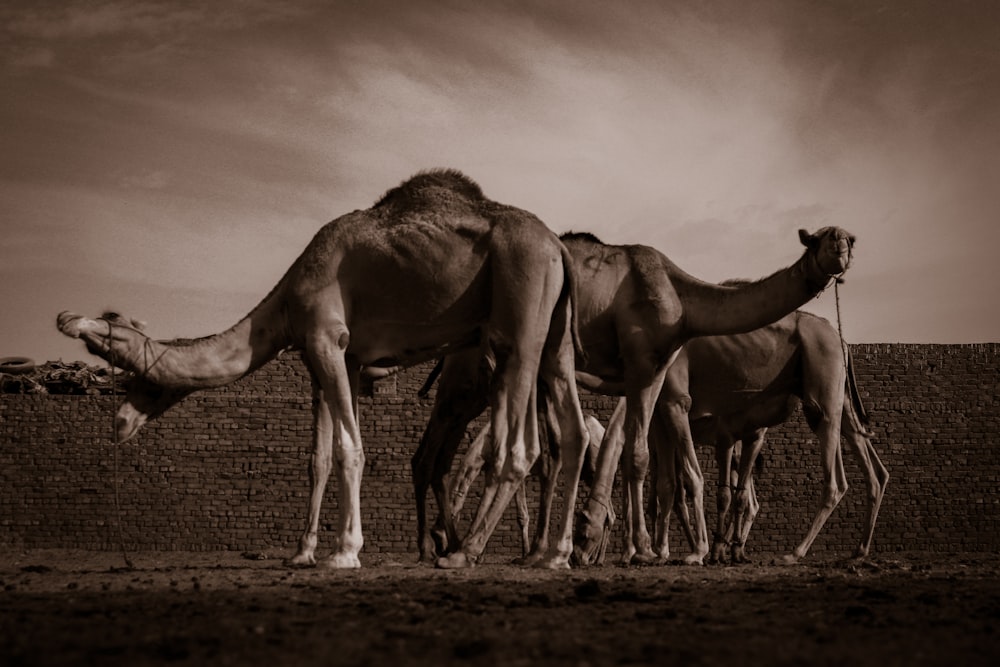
[1,549,998,667]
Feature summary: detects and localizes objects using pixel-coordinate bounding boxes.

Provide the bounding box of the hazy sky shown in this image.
[2,0,999,364]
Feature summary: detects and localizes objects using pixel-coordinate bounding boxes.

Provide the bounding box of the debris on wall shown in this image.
[0,359,128,395]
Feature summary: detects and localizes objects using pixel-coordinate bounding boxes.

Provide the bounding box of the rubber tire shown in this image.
[0,356,36,375]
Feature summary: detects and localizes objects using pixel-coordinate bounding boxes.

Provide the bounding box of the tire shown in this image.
[0,356,36,375]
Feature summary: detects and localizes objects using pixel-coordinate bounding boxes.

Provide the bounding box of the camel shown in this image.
[412,226,856,566]
[57,169,590,570]
[641,309,890,565]
[448,414,609,561]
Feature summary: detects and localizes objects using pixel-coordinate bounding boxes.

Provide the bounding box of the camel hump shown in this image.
[560,230,605,245]
[373,169,485,209]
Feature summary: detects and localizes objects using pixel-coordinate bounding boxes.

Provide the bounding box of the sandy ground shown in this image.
[1,549,998,666]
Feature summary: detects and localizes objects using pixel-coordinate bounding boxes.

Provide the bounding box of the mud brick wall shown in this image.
[1,344,998,562]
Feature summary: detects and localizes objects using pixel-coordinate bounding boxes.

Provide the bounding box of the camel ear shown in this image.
[798,228,815,249]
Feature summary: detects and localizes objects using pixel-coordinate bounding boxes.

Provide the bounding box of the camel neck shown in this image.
[119,292,290,390]
[679,251,832,338]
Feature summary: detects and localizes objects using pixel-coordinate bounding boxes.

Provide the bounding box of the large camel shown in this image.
[57,169,589,570]
[414,227,855,566]
[639,309,890,565]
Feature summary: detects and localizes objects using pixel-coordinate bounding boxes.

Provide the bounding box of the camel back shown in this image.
[372,169,486,210]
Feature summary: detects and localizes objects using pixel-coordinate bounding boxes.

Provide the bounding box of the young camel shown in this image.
[601,310,888,566]
[57,169,589,570]
[413,227,856,566]
[661,310,889,564]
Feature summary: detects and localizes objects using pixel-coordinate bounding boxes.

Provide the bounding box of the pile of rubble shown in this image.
[0,358,129,395]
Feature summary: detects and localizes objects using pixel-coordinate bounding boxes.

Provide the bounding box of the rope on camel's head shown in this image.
[103,320,135,570]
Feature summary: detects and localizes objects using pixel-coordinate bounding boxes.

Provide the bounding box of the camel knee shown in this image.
[684,466,704,499]
[733,488,751,515]
[663,393,692,418]
[821,481,846,510]
[505,450,537,482]
[716,484,732,511]
[311,450,333,480]
[875,468,889,495]
[623,446,651,477]
[336,442,365,472]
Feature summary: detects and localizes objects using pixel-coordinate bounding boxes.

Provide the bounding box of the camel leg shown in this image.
[778,406,848,565]
[436,358,541,568]
[530,297,589,570]
[292,331,365,569]
[731,429,767,564]
[450,421,492,522]
[412,353,488,563]
[842,405,889,559]
[412,416,469,562]
[578,416,613,564]
[573,398,627,566]
[657,394,708,566]
[450,418,540,564]
[288,378,334,567]
[650,405,679,562]
[515,478,531,560]
[618,481,636,566]
[668,459,696,557]
[708,434,735,564]
[517,409,559,565]
[438,262,560,569]
[739,473,760,550]
[619,368,668,565]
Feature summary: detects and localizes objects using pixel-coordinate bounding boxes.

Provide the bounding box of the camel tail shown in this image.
[845,349,873,435]
[417,358,444,398]
[559,244,587,364]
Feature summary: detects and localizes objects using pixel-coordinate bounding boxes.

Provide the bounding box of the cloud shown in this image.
[4,1,203,46]
[3,0,999,360]
[118,169,171,190]
[6,46,53,68]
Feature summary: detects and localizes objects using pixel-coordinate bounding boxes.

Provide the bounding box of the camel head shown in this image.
[798,226,855,281]
[572,506,613,566]
[57,310,149,359]
[56,310,190,441]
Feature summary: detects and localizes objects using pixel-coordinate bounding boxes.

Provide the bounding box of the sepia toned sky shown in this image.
[2,0,999,365]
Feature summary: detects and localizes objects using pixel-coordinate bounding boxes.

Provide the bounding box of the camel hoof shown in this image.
[731,547,751,564]
[571,546,599,567]
[320,553,361,569]
[630,551,658,566]
[285,553,316,568]
[513,552,543,567]
[773,553,800,566]
[682,553,705,566]
[436,551,475,569]
[533,555,571,570]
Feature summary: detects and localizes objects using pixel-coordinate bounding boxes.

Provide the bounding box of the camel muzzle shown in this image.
[115,404,147,442]
[56,311,87,337]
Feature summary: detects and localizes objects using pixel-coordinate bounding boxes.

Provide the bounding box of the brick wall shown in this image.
[1,344,997,562]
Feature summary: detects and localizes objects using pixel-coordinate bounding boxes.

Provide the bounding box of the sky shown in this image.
[2,0,999,365]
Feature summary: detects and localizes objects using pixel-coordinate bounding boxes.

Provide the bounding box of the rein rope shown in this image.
[811,238,852,374]
[105,322,134,569]
[835,279,849,373]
